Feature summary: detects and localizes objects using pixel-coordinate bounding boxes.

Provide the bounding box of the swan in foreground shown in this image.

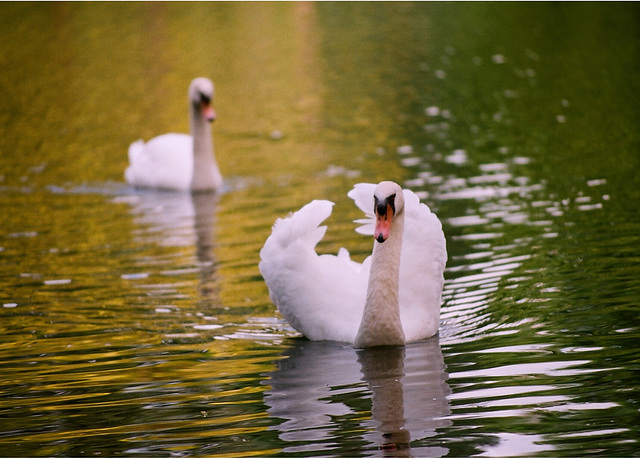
[125,77,223,191]
[259,181,447,348]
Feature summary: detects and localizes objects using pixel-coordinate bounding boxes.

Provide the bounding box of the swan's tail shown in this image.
[260,200,333,261]
[124,139,145,184]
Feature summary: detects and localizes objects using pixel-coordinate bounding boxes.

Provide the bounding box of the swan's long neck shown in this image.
[190,105,222,191]
[354,210,405,348]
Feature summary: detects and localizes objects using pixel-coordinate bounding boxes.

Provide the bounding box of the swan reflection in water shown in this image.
[264,336,451,457]
[119,189,219,302]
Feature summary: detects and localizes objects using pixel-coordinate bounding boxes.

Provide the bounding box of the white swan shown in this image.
[259,181,447,348]
[125,77,223,191]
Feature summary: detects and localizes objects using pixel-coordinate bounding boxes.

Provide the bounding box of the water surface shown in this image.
[1,3,639,457]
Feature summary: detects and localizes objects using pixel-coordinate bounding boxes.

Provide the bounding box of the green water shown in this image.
[1,2,639,457]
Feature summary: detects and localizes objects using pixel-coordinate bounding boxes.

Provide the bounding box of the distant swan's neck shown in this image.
[190,105,222,191]
[354,211,405,348]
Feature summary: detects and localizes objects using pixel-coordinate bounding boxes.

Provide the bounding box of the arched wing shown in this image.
[259,200,368,342]
[399,189,447,341]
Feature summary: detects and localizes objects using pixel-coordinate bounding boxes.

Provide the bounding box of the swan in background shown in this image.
[259,181,447,348]
[125,77,223,192]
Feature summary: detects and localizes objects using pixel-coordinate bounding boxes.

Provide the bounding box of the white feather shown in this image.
[125,134,194,191]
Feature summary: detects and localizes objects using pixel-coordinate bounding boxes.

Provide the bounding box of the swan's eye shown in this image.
[200,93,211,104]
[374,193,396,216]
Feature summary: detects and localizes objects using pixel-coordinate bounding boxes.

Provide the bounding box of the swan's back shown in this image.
[125,134,193,191]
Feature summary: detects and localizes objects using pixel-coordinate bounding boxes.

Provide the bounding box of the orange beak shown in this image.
[201,101,217,122]
[374,203,394,243]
